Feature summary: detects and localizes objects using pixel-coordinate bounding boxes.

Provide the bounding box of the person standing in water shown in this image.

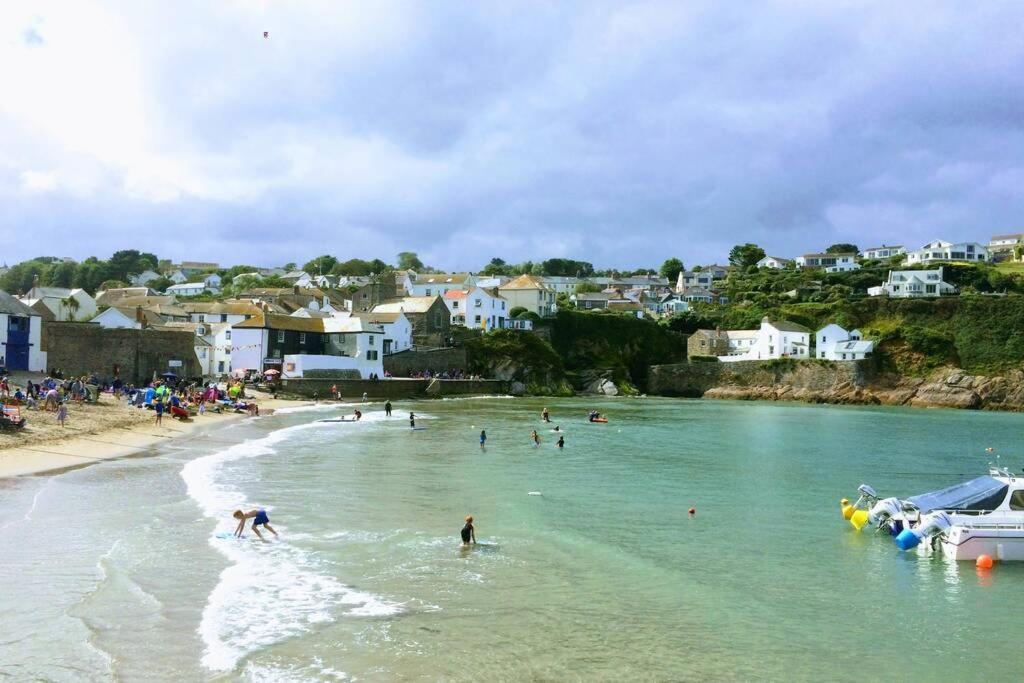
[409,411,416,428]
[461,515,476,546]
[233,508,278,541]
[353,409,362,421]
[385,400,392,417]
[479,430,487,449]
[531,429,540,446]
[541,407,550,422]
[557,435,565,449]
[362,391,368,403]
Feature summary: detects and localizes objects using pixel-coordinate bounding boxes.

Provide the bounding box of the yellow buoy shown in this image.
[849,509,870,531]
[840,498,855,520]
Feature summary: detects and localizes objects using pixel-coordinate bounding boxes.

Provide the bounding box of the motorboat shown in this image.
[841,464,1024,561]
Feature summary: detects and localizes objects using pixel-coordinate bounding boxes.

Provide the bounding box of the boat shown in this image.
[841,464,1024,561]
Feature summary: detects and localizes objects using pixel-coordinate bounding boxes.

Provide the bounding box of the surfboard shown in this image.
[411,426,427,431]
[320,418,356,423]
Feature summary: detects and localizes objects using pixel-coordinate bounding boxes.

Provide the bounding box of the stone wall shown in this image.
[42,322,202,382]
[279,377,507,399]
[383,347,468,377]
[648,359,872,399]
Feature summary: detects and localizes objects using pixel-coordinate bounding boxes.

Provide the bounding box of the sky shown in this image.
[2,1,1023,271]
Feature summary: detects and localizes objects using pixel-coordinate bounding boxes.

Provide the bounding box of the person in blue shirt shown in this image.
[479,430,487,449]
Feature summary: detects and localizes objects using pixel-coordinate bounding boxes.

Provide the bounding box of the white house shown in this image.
[204,273,223,292]
[861,245,905,261]
[757,256,793,269]
[156,321,234,376]
[351,310,413,355]
[91,306,165,329]
[179,301,262,325]
[905,240,988,265]
[168,270,189,284]
[675,271,713,291]
[867,267,956,298]
[443,286,508,329]
[796,253,859,271]
[167,282,209,297]
[20,286,98,322]
[281,271,314,287]
[988,233,1024,258]
[0,290,46,372]
[129,269,161,286]
[404,272,475,297]
[815,324,873,360]
[538,276,581,295]
[232,272,263,285]
[719,317,811,362]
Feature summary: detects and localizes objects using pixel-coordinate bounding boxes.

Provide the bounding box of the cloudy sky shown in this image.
[2,1,1022,271]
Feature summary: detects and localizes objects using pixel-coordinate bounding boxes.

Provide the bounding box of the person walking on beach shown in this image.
[385,400,392,417]
[409,411,416,428]
[531,429,540,446]
[154,397,164,425]
[362,391,368,403]
[461,515,476,547]
[233,508,278,541]
[541,407,550,422]
[56,401,68,427]
[331,384,338,400]
[479,430,487,449]
[557,435,565,449]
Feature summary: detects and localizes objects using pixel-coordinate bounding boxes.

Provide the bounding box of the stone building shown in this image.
[687,328,730,358]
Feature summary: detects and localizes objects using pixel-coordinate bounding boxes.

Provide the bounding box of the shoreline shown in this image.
[0,395,308,479]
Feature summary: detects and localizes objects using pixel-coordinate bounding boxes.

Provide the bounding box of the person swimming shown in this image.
[461,515,476,546]
[233,508,278,541]
[552,425,562,432]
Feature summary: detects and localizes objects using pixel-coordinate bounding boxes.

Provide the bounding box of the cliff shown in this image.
[648,359,1024,411]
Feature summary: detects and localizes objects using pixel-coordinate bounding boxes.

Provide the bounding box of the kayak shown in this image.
[589,417,608,423]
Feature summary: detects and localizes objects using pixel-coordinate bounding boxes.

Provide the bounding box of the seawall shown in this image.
[279,377,508,399]
[648,360,1024,411]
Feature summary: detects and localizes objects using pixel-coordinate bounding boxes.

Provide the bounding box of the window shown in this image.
[218,361,225,372]
[277,330,285,342]
[474,299,482,308]
[474,315,482,324]
[225,330,231,340]
[366,350,379,360]
[501,301,505,310]
[273,349,282,359]
[1010,490,1024,511]
[425,288,432,296]
[299,333,306,344]
[453,301,459,309]
[369,335,375,346]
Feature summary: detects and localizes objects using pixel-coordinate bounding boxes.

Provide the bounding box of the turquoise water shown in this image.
[2,397,1024,681]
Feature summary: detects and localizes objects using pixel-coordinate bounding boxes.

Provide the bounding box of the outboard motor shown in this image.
[894,511,952,551]
[842,484,881,528]
[868,497,903,527]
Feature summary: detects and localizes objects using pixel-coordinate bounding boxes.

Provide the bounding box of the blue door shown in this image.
[6,316,30,370]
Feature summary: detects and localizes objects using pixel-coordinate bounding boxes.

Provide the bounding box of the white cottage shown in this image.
[905,240,988,265]
[0,290,46,372]
[720,317,811,362]
[21,286,98,322]
[868,268,956,298]
[815,324,872,360]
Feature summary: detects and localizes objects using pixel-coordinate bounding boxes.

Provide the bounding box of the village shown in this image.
[0,231,1022,388]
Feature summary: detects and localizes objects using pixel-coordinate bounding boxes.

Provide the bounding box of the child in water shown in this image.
[479,430,487,449]
[461,515,476,546]
[557,435,565,449]
[409,412,416,428]
[531,429,540,446]
[233,508,278,540]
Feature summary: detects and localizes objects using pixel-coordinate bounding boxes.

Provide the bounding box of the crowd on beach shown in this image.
[0,369,262,430]
[406,368,481,380]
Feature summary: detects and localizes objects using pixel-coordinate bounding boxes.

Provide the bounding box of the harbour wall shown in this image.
[648,359,1024,411]
[383,348,468,377]
[279,377,508,400]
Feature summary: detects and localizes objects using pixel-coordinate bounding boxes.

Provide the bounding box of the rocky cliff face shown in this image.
[649,361,1024,411]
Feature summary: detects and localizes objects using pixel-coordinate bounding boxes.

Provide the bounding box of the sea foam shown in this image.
[181,421,400,672]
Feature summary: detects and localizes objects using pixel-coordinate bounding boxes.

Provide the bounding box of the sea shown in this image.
[2,396,1023,681]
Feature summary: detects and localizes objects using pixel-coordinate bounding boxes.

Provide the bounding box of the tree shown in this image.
[303,254,338,275]
[146,276,173,292]
[729,243,766,268]
[541,258,594,277]
[509,306,528,318]
[574,282,603,294]
[481,257,512,276]
[826,243,859,254]
[659,257,684,282]
[332,258,390,276]
[397,252,424,271]
[98,279,129,290]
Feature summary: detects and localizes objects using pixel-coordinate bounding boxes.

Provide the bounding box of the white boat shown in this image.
[841,466,1024,561]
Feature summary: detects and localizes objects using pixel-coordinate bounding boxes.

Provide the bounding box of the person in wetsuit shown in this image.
[385,400,392,417]
[409,412,416,428]
[461,515,476,546]
[557,435,565,449]
[541,407,550,422]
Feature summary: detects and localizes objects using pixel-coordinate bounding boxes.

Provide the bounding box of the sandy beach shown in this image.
[0,390,306,478]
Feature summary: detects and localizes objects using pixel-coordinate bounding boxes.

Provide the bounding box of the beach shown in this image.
[3,396,1024,681]
[0,390,301,478]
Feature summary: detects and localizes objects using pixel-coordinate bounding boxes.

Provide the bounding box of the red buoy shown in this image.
[977,554,994,570]
[688,508,696,515]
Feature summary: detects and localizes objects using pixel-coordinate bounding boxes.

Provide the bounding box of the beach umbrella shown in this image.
[161,371,178,379]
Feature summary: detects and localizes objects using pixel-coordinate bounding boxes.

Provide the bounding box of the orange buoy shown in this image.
[977,554,994,570]
[688,508,696,515]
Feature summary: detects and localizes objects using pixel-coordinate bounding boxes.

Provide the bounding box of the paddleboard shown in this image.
[411,426,427,431]
[320,418,356,423]
[549,429,566,433]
